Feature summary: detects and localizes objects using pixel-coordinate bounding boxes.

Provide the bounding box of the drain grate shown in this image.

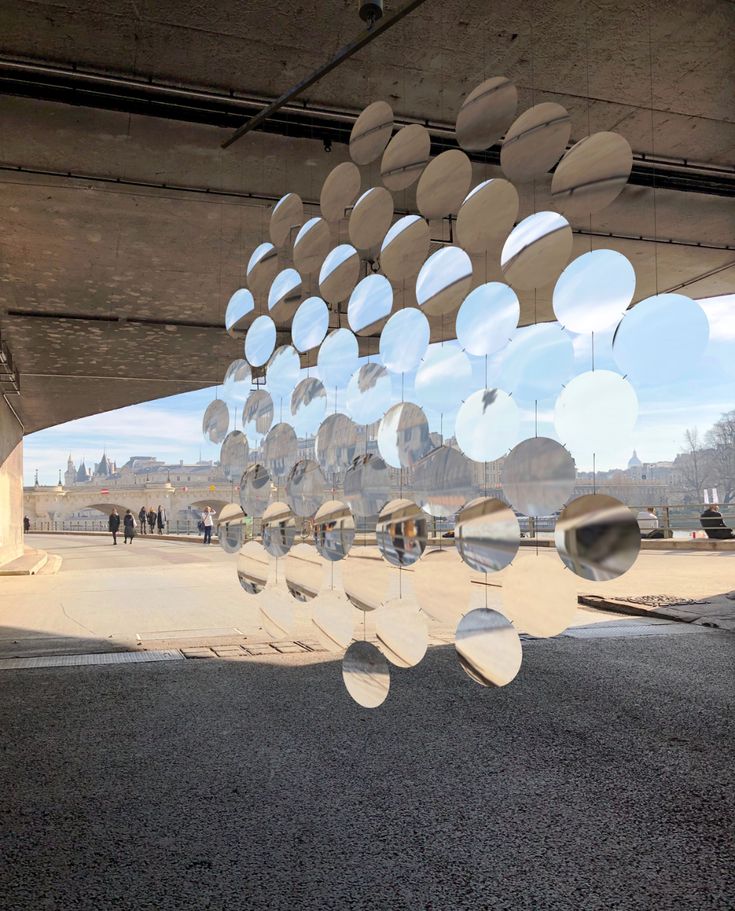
[0,649,184,670]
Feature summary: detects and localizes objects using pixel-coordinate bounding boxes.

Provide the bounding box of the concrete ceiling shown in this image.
[0,0,733,433]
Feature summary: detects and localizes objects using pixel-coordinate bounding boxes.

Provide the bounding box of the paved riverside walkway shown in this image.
[0,535,734,910]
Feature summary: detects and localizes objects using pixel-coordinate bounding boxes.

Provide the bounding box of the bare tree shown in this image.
[674,428,714,502]
[705,410,735,504]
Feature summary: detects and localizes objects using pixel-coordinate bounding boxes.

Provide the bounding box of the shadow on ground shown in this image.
[0,625,733,911]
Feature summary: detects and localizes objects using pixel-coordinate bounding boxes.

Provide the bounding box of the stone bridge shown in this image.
[23,482,237,523]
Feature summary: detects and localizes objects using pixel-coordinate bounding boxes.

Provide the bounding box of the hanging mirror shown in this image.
[343,453,393,519]
[551,131,633,217]
[416,246,473,316]
[202,399,229,444]
[377,401,433,468]
[376,498,428,567]
[285,458,326,518]
[313,499,356,561]
[268,268,302,323]
[380,123,431,191]
[501,437,576,517]
[342,641,390,708]
[455,179,519,254]
[244,314,277,367]
[269,193,304,248]
[225,288,254,335]
[555,494,641,582]
[216,503,247,555]
[501,211,573,291]
[261,500,299,558]
[246,242,279,298]
[553,249,636,333]
[317,328,359,389]
[237,541,269,595]
[292,217,331,277]
[291,377,327,436]
[321,161,362,223]
[350,100,394,165]
[262,422,298,479]
[411,446,477,518]
[314,412,359,477]
[292,296,329,352]
[348,187,394,251]
[379,215,430,281]
[455,389,520,463]
[455,608,522,687]
[345,363,393,425]
[455,76,518,152]
[242,389,274,438]
[379,308,430,373]
[319,244,361,304]
[455,497,520,574]
[239,463,272,516]
[500,102,571,183]
[219,430,249,483]
[456,281,519,357]
[416,149,473,220]
[347,274,393,336]
[375,599,429,668]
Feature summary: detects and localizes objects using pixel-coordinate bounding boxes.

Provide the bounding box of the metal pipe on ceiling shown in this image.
[221,0,432,149]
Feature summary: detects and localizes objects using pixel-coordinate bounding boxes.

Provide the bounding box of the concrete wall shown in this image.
[0,395,24,566]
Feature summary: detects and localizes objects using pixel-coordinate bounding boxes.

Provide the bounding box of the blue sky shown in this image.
[23,294,734,485]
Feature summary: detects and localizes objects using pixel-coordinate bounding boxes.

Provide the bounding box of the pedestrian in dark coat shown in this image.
[157,505,167,535]
[147,508,156,534]
[108,509,120,545]
[123,509,136,544]
[139,506,148,535]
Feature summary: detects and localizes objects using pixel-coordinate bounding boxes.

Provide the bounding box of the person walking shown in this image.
[201,506,215,544]
[138,506,147,535]
[123,509,136,544]
[147,508,156,535]
[23,515,30,533]
[108,508,120,545]
[157,504,167,535]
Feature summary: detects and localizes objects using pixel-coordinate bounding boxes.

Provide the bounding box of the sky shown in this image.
[23,294,734,486]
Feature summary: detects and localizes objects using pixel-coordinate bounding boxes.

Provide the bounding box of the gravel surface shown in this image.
[1,631,733,911]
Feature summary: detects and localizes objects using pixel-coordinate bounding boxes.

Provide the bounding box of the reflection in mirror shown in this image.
[455,497,520,573]
[416,149,473,220]
[270,193,304,248]
[317,328,359,389]
[220,430,249,483]
[455,76,518,152]
[553,250,635,333]
[319,244,361,304]
[348,274,393,336]
[380,215,430,281]
[315,412,359,477]
[350,101,394,165]
[314,499,356,561]
[379,308,430,373]
[225,289,255,334]
[612,293,710,386]
[555,494,641,581]
[244,314,277,367]
[242,389,274,438]
[552,132,633,216]
[499,322,575,403]
[202,399,229,444]
[293,217,331,276]
[416,246,473,316]
[456,179,519,253]
[501,549,577,636]
[266,345,300,404]
[343,453,393,518]
[342,640,390,708]
[216,503,247,554]
[292,296,329,352]
[456,282,519,357]
[284,541,322,602]
[259,589,296,641]
[311,590,356,651]
[412,446,477,518]
[345,363,392,425]
[455,389,520,462]
[501,437,576,517]
[501,211,573,291]
[554,370,638,458]
[321,161,362,222]
[291,377,327,436]
[415,345,473,413]
[380,123,431,191]
[247,242,279,297]
[501,102,571,183]
[376,498,428,567]
[223,359,252,403]
[375,598,428,668]
[239,463,272,516]
[268,268,302,323]
[285,458,326,518]
[262,501,299,558]
[455,608,522,687]
[262,422,298,479]
[349,187,394,251]
[377,402,433,468]
[237,541,269,595]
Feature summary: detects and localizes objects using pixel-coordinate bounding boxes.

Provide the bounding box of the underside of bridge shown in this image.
[0,0,733,562]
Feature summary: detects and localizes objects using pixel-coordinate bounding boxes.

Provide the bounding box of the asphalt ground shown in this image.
[1,627,733,911]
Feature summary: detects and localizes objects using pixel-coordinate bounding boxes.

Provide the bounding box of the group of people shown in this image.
[636,504,735,540]
[107,505,166,545]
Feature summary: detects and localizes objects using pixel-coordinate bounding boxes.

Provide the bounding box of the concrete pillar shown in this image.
[0,395,24,566]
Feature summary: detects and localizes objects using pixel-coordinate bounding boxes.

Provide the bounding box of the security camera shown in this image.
[323,137,332,153]
[359,1,384,25]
